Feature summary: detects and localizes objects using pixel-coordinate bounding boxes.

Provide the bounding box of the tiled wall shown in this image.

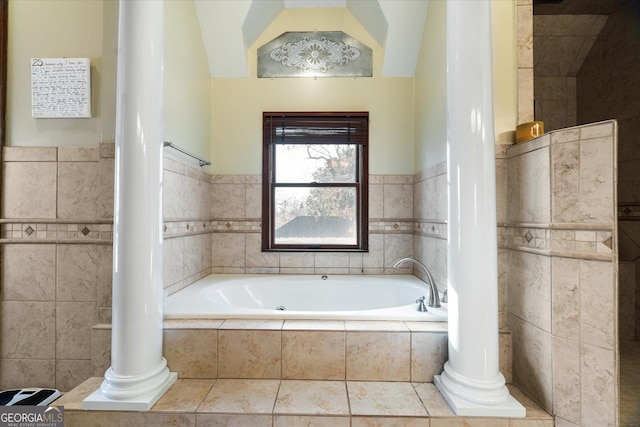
[161,319,448,383]
[414,156,513,381]
[0,144,114,391]
[202,174,414,276]
[162,157,212,296]
[503,120,618,426]
[0,143,420,391]
[517,0,534,125]
[3,127,616,418]
[412,163,447,302]
[0,145,216,391]
[576,0,640,342]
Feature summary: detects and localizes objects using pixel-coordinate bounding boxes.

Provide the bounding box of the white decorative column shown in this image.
[433,0,525,417]
[83,0,176,411]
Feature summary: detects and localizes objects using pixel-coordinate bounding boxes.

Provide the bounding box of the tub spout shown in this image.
[393,257,441,308]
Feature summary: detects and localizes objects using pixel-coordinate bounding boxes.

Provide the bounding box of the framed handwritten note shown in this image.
[31,58,91,118]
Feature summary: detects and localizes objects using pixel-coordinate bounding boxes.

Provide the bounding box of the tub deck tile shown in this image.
[282,320,345,330]
[217,330,282,378]
[219,319,284,330]
[346,332,411,381]
[405,321,448,332]
[352,417,429,427]
[345,320,410,331]
[197,379,280,414]
[163,319,225,329]
[506,385,553,419]
[347,381,428,417]
[197,413,272,426]
[274,415,350,426]
[56,378,553,427]
[430,418,509,427]
[282,330,346,380]
[153,379,214,412]
[274,380,350,415]
[164,329,218,379]
[54,376,103,410]
[413,382,456,417]
[93,322,518,390]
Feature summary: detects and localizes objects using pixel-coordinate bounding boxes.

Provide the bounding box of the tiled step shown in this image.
[57,377,552,427]
[92,319,512,383]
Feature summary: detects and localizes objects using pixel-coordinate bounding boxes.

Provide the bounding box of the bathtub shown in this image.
[164,274,447,321]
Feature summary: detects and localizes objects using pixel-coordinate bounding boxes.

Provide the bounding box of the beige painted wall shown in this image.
[492,0,518,143]
[7,0,211,159]
[414,0,446,172]
[7,0,104,146]
[100,0,118,144]
[414,0,518,172]
[7,0,518,175]
[210,8,414,175]
[164,0,211,166]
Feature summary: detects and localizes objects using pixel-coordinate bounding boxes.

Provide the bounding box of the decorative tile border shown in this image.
[163,219,421,238]
[499,226,550,251]
[6,218,612,262]
[209,220,261,233]
[163,220,213,238]
[369,220,414,234]
[551,229,613,255]
[2,218,426,242]
[163,219,258,239]
[414,221,447,239]
[0,221,112,242]
[500,224,614,260]
[163,219,258,238]
[619,204,640,219]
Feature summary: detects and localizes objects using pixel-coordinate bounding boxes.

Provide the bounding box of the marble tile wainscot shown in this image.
[504,120,618,427]
[0,221,114,391]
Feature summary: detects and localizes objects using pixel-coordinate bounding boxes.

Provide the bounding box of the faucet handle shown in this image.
[441,289,448,303]
[415,296,428,312]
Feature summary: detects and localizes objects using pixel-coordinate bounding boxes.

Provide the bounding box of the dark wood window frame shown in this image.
[262,112,369,252]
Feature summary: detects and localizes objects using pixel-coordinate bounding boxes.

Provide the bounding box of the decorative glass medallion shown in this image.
[258,31,372,78]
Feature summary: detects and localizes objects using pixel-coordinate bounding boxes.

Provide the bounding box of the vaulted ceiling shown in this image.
[193,0,429,78]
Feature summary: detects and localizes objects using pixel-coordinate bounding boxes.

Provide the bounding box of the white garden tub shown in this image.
[164,274,447,321]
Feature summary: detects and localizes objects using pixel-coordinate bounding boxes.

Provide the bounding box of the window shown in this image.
[262,112,368,251]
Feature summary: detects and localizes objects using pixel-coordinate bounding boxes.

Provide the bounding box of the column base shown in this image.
[82,371,177,411]
[434,366,526,417]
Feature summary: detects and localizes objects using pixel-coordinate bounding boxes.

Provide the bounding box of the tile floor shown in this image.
[621,340,640,426]
[56,377,552,427]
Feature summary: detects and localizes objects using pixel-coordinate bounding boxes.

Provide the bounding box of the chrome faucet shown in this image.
[393,257,441,308]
